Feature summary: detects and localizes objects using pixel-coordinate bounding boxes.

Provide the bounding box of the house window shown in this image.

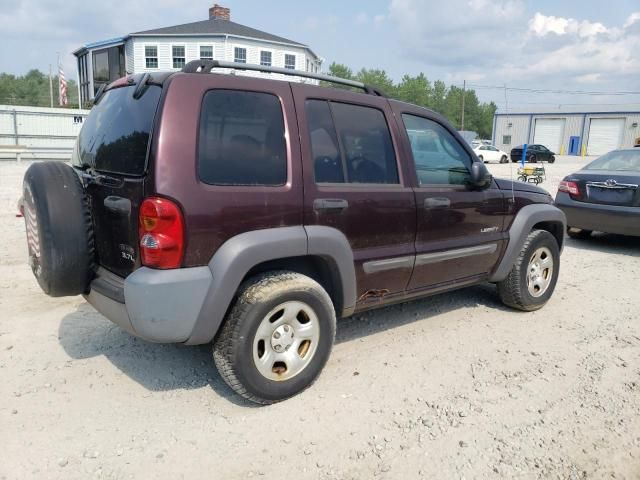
[503,135,512,145]
[306,59,310,72]
[284,54,296,69]
[145,46,158,69]
[200,45,213,60]
[260,51,272,66]
[234,47,246,63]
[172,46,185,69]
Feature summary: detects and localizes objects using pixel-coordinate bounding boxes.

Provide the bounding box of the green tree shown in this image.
[430,80,448,115]
[354,68,396,96]
[0,69,78,108]
[396,73,432,107]
[326,62,353,80]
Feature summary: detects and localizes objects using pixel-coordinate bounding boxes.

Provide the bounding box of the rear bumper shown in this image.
[84,266,212,343]
[555,192,640,236]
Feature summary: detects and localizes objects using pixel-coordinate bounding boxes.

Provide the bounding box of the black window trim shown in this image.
[195,88,291,189]
[306,98,404,188]
[400,111,476,189]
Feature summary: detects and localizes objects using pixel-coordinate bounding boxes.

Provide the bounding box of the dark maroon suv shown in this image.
[23,60,566,404]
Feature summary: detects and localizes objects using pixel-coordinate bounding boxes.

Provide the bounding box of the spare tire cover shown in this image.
[23,162,94,297]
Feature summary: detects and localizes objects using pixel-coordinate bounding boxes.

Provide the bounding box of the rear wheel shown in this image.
[497,230,560,311]
[529,154,537,163]
[213,271,336,404]
[567,227,592,239]
[500,155,508,163]
[478,155,484,162]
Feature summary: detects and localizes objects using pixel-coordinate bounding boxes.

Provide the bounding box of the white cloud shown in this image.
[385,0,640,97]
[529,12,607,38]
[623,12,640,28]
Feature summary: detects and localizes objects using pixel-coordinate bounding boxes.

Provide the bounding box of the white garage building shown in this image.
[492,106,640,156]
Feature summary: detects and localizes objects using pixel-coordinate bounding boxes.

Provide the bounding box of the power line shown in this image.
[460,83,640,96]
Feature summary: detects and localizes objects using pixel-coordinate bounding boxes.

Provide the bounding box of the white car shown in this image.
[473,144,510,163]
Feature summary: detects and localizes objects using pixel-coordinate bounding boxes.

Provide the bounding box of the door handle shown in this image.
[313,198,349,212]
[424,197,450,209]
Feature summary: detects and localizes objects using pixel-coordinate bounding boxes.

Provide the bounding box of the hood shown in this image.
[494,177,552,196]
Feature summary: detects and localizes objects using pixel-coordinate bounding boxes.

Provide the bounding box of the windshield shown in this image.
[73,85,161,175]
[584,150,640,171]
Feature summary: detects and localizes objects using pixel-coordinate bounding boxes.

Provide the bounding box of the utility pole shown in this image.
[461,79,466,131]
[48,64,54,108]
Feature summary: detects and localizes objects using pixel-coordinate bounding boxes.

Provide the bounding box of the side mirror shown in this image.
[470,161,492,189]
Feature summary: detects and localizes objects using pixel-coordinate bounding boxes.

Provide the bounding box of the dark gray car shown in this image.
[555,149,640,238]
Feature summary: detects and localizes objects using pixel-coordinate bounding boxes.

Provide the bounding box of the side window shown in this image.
[198,90,287,186]
[402,114,472,186]
[306,100,344,183]
[305,100,399,184]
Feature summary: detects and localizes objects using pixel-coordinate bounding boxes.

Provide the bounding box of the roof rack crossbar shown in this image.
[181,60,386,97]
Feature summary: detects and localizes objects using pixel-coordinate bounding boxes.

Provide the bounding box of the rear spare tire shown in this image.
[23,162,94,297]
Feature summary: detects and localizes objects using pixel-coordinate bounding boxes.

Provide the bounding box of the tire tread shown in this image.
[213,271,335,405]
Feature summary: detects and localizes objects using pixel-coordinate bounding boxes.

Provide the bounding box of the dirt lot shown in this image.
[1,157,639,480]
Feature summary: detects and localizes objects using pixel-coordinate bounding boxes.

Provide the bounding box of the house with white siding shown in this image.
[73,4,323,105]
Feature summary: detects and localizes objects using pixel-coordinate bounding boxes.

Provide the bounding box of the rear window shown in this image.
[584,150,640,171]
[75,85,161,175]
[197,90,287,186]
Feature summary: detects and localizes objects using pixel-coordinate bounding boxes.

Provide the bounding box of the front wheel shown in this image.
[548,155,556,164]
[213,271,336,404]
[497,230,560,311]
[529,154,537,163]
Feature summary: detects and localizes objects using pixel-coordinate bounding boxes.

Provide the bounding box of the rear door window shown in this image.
[76,85,161,175]
[305,100,399,184]
[198,90,287,186]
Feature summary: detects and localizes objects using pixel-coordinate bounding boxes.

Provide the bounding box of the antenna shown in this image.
[504,83,515,205]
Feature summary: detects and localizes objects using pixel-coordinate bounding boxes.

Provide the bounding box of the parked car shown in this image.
[22,59,566,404]
[473,144,509,163]
[471,139,492,148]
[511,144,556,164]
[555,148,640,238]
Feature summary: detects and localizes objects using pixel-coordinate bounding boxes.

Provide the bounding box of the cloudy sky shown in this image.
[1,0,639,109]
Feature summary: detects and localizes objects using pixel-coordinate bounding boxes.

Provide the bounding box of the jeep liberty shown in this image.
[22,60,566,404]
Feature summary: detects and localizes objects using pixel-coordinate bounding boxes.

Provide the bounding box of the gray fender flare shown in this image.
[489,203,566,283]
[185,226,356,345]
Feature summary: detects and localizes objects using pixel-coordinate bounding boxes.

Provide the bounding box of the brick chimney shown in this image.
[209,4,230,20]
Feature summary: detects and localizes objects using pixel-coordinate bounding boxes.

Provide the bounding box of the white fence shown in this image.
[0,105,90,160]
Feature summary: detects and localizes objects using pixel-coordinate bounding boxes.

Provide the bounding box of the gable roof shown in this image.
[131,18,306,47]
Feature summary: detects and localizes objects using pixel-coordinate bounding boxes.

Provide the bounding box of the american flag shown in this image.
[58,63,68,106]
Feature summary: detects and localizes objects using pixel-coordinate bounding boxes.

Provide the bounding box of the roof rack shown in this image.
[181,60,387,97]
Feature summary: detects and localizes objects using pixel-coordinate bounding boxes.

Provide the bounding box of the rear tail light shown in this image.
[139,197,184,269]
[558,180,580,197]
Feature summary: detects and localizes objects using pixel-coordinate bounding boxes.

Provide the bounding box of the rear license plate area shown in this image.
[586,186,634,205]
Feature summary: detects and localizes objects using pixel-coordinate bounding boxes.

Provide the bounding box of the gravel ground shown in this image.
[1,157,639,480]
